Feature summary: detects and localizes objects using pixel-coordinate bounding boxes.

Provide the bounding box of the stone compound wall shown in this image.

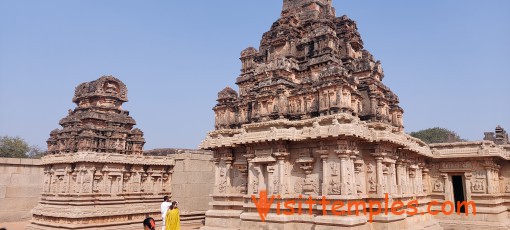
[0,158,43,223]
[162,150,214,223]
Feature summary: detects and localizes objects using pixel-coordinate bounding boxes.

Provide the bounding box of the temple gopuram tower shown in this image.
[27,76,174,230]
[200,0,441,229]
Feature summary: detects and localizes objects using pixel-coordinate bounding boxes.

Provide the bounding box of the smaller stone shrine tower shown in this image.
[27,76,175,230]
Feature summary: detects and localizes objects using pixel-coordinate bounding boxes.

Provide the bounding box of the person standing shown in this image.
[165,201,180,230]
[160,196,171,230]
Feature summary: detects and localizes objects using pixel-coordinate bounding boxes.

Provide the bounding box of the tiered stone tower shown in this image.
[201,0,437,229]
[27,76,174,230]
[202,1,510,229]
[46,76,145,155]
[214,0,402,131]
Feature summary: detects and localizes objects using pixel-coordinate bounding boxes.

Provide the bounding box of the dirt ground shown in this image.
[0,221,203,230]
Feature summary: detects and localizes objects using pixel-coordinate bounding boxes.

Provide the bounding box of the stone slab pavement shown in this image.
[0,221,204,230]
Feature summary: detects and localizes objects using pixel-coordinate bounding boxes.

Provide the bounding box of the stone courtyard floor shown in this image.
[0,221,204,230]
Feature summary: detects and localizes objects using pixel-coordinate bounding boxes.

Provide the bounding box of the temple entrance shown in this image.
[451,175,466,213]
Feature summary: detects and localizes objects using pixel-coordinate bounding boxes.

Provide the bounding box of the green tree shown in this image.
[0,135,45,158]
[410,127,465,144]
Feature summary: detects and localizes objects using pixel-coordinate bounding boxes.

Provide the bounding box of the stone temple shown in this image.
[200,0,510,229]
[27,76,175,230]
[0,1,505,230]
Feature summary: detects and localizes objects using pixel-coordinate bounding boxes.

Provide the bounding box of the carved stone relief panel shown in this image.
[365,159,376,193]
[471,179,486,193]
[432,178,444,193]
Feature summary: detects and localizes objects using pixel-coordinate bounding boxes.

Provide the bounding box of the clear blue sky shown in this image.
[1,0,509,150]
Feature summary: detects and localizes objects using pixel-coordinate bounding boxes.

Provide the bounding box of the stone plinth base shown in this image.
[202,211,442,230]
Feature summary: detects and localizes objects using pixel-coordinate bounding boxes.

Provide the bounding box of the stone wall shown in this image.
[169,150,214,223]
[0,158,44,222]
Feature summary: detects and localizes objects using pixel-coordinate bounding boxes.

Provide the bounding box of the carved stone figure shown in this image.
[433,179,444,192]
[472,180,485,193]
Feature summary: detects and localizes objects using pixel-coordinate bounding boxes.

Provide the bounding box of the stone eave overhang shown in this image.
[200,113,432,157]
[41,152,175,166]
[430,141,510,160]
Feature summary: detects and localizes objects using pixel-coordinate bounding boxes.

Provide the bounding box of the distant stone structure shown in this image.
[201,0,510,229]
[27,76,175,230]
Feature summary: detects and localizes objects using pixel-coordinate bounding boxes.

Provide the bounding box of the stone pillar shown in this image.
[402,162,409,194]
[409,166,416,194]
[422,167,430,194]
[246,154,256,194]
[225,154,233,193]
[354,159,364,194]
[396,161,402,194]
[416,166,423,194]
[274,152,289,194]
[464,172,472,201]
[65,166,72,194]
[370,95,377,120]
[213,154,221,194]
[88,167,95,194]
[382,162,390,194]
[336,140,355,195]
[348,155,357,195]
[317,150,329,195]
[486,166,493,194]
[441,173,450,200]
[375,156,384,195]
[339,153,349,194]
[167,169,173,194]
[255,164,264,193]
[390,162,396,195]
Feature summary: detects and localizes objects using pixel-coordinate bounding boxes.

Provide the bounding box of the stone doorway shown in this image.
[451,175,466,213]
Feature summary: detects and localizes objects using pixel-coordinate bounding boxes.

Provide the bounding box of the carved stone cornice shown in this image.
[41,152,175,166]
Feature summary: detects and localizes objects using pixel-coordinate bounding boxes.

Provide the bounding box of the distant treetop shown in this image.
[0,135,45,158]
[410,127,465,144]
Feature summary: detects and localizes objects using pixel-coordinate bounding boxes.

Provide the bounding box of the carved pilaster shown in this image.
[396,160,403,194]
[375,156,384,195]
[317,149,329,195]
[245,152,257,194]
[441,173,449,200]
[464,172,473,200]
[296,151,315,195]
[336,140,356,195]
[233,157,249,194]
[422,167,430,193]
[274,151,289,195]
[354,159,365,194]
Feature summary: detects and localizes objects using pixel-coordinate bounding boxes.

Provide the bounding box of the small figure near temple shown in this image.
[165,201,181,230]
[160,196,171,230]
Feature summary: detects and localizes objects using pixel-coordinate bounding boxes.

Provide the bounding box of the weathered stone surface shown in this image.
[0,158,43,222]
[0,185,6,198]
[26,76,176,230]
[5,185,42,198]
[200,1,510,230]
